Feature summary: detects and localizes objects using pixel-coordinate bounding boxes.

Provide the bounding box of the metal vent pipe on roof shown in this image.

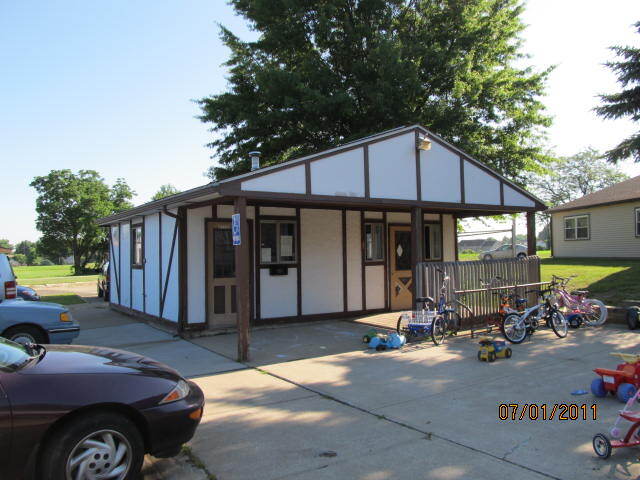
[249,151,261,171]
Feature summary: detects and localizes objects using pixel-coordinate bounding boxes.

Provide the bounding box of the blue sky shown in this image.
[1,0,640,244]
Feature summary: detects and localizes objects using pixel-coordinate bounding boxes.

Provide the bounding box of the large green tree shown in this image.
[528,148,629,208]
[0,239,12,251]
[14,240,38,265]
[30,170,135,273]
[595,21,640,163]
[151,184,181,201]
[200,0,551,181]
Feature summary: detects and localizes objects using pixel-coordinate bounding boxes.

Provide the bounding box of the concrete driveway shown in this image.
[55,284,640,479]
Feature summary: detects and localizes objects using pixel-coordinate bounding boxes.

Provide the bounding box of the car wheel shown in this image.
[3,325,47,344]
[40,412,144,480]
[483,254,492,261]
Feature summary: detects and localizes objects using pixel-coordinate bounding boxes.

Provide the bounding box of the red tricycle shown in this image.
[593,386,640,458]
[591,353,640,403]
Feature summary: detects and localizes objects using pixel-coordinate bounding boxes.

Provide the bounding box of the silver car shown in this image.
[479,244,527,261]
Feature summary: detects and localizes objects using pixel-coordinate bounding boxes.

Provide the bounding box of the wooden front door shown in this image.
[206,222,237,328]
[389,225,413,310]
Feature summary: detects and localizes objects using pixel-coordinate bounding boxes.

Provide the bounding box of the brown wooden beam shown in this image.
[410,206,423,304]
[526,211,536,256]
[234,197,251,362]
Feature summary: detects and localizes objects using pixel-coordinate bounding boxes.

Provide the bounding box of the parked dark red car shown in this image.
[0,337,204,479]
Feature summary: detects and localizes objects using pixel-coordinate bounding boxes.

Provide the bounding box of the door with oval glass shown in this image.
[389,225,413,310]
[206,221,238,328]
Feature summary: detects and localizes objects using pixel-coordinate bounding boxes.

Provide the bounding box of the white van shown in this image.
[0,254,17,300]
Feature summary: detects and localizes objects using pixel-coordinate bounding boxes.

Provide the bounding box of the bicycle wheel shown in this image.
[501,313,527,344]
[549,310,568,338]
[582,299,607,326]
[396,314,409,335]
[431,315,446,345]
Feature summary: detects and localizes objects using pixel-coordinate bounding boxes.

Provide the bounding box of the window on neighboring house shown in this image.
[131,224,143,268]
[424,223,442,261]
[365,222,384,262]
[636,208,640,237]
[564,215,589,240]
[260,220,297,264]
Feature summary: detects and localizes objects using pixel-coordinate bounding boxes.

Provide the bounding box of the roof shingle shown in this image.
[547,175,640,213]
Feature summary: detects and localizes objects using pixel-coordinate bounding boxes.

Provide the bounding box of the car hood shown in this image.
[19,344,181,379]
[0,299,65,312]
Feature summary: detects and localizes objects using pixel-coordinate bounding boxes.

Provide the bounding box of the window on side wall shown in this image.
[564,215,589,240]
[424,223,442,261]
[365,222,384,262]
[636,208,640,237]
[131,224,143,268]
[260,220,297,264]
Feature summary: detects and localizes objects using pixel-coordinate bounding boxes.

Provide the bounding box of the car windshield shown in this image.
[0,337,33,371]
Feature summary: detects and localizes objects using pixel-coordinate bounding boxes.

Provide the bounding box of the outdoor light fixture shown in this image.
[249,151,261,171]
[417,135,432,151]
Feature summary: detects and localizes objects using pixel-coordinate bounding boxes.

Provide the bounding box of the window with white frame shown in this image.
[365,223,384,262]
[636,208,640,237]
[260,220,297,264]
[564,215,589,240]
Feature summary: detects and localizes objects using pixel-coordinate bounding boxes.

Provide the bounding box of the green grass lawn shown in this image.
[458,250,551,261]
[14,265,98,286]
[40,293,86,305]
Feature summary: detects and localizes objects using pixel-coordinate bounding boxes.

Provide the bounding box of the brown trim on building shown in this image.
[410,207,424,303]
[459,157,466,204]
[500,182,505,206]
[453,215,459,261]
[254,206,261,320]
[158,212,162,318]
[160,213,179,320]
[296,207,302,318]
[360,210,366,311]
[363,145,370,199]
[414,130,422,201]
[305,162,311,194]
[178,206,188,333]
[342,209,347,312]
[382,211,388,310]
[108,226,121,304]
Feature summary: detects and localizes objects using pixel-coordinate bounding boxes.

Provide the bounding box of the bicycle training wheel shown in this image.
[501,313,527,344]
[582,299,607,326]
[431,315,446,345]
[549,310,568,338]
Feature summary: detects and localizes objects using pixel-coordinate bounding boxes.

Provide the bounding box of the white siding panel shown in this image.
[364,211,383,220]
[161,212,179,322]
[217,205,256,220]
[369,133,417,200]
[311,148,365,197]
[442,214,456,261]
[187,207,208,324]
[241,165,306,194]
[551,203,640,258]
[260,268,298,318]
[301,209,343,315]
[504,185,535,208]
[131,265,143,311]
[110,225,120,305]
[420,145,461,203]
[346,210,362,311]
[120,223,131,308]
[464,161,500,205]
[365,265,385,309]
[144,214,160,317]
[260,207,296,216]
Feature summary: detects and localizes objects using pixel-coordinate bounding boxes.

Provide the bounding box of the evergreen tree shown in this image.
[199,0,551,181]
[595,21,640,162]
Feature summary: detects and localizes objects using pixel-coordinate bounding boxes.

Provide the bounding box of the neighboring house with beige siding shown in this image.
[549,176,640,258]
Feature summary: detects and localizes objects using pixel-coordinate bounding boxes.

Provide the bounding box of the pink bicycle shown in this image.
[552,275,607,327]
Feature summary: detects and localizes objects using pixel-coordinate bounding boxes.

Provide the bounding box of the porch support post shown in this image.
[234,196,251,362]
[526,211,536,256]
[411,206,423,304]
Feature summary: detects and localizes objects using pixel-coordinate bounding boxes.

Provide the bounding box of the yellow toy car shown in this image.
[477,336,512,362]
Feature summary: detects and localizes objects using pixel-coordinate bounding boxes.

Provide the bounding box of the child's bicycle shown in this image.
[552,275,607,327]
[396,269,461,345]
[593,381,640,459]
